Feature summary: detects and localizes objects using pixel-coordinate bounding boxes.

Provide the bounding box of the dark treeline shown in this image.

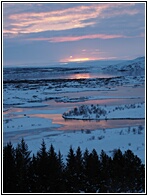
[3,139,145,193]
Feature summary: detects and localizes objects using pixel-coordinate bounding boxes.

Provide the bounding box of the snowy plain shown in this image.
[3,57,145,163]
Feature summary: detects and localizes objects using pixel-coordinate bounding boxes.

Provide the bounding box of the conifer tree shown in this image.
[123,150,145,192]
[3,139,145,193]
[83,148,90,192]
[89,149,101,192]
[74,146,84,192]
[57,151,66,192]
[65,146,76,192]
[28,154,38,192]
[83,149,100,192]
[36,139,49,192]
[111,149,124,192]
[47,144,62,192]
[15,138,31,193]
[99,150,112,193]
[57,150,65,172]
[3,142,16,193]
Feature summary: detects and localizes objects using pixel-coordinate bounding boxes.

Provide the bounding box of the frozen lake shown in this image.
[3,84,145,144]
[3,58,145,162]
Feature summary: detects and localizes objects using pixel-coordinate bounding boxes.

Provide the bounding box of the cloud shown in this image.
[3,3,145,65]
[3,4,103,34]
[28,34,127,43]
[27,32,144,43]
[3,3,141,36]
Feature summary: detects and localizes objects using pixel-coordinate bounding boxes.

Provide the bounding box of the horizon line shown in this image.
[3,56,144,67]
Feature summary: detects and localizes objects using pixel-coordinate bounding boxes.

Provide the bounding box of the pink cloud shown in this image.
[5,4,104,34]
[28,34,127,43]
[3,3,139,35]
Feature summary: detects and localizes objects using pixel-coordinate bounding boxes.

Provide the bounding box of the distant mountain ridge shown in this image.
[104,56,145,72]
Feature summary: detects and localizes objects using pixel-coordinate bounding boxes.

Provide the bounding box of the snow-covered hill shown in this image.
[103,57,145,72]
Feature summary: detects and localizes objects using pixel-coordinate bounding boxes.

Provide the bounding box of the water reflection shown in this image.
[30,113,145,131]
[67,73,115,79]
[44,97,144,112]
[3,108,24,115]
[58,86,145,99]
[68,73,91,79]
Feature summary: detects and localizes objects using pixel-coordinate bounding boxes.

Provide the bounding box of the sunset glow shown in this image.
[60,56,110,63]
[3,2,145,65]
[68,58,90,62]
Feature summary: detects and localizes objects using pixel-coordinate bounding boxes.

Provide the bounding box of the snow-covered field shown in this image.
[3,57,145,163]
[25,126,145,163]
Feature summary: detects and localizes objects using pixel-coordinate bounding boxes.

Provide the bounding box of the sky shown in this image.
[3,2,145,66]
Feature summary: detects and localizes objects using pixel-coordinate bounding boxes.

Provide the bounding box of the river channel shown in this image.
[3,67,145,145]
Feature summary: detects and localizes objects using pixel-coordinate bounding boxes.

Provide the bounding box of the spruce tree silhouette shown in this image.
[3,139,145,193]
[123,150,145,193]
[15,138,31,193]
[57,151,66,192]
[3,142,17,193]
[111,149,124,192]
[36,139,49,192]
[28,154,38,192]
[65,146,76,192]
[74,146,84,192]
[83,149,100,192]
[99,150,112,193]
[89,149,100,192]
[47,144,62,192]
[83,148,90,192]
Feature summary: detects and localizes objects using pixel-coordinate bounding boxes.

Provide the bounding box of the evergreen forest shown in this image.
[3,139,145,193]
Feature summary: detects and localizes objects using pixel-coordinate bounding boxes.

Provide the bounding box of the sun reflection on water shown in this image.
[68,73,91,79]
